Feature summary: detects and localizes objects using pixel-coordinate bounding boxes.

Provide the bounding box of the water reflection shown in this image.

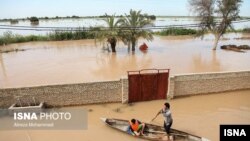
[0,53,7,87]
[192,51,221,72]
[0,53,7,75]
[93,52,152,79]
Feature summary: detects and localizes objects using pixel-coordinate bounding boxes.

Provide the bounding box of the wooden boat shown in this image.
[100,118,210,141]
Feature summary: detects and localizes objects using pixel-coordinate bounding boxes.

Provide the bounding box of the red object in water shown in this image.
[139,43,148,50]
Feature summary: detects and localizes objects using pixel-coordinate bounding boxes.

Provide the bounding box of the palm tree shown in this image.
[94,14,120,52]
[119,10,153,52]
[118,29,132,52]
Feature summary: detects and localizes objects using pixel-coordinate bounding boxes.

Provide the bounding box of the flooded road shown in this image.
[0,33,250,88]
[0,90,249,141]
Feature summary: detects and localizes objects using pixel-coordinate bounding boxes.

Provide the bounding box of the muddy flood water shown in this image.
[0,33,250,88]
[0,90,249,141]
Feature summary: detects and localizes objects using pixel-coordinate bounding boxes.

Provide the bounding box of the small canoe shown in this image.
[100,118,209,141]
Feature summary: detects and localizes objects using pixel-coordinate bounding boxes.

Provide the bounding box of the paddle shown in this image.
[151,115,158,122]
[151,110,161,122]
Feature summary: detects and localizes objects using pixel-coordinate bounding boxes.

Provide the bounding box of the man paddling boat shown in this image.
[152,102,173,140]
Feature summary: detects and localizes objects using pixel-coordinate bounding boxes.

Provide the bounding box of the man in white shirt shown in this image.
[152,102,173,140]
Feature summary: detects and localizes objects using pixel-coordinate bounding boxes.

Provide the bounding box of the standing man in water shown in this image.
[152,102,173,140]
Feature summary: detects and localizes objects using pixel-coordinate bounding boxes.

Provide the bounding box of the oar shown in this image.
[151,115,158,122]
[151,110,161,122]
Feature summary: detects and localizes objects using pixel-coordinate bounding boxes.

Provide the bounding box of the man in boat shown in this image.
[127,118,146,136]
[152,102,173,140]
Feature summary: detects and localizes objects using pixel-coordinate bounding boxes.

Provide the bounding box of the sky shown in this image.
[0,0,250,19]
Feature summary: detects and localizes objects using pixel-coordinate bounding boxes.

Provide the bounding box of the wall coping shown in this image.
[171,70,250,81]
[0,79,121,90]
[171,70,250,76]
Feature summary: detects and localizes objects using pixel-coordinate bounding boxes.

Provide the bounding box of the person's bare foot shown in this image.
[161,135,170,141]
[169,135,173,141]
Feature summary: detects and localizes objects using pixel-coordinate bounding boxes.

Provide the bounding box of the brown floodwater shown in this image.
[0,90,249,141]
[0,33,250,88]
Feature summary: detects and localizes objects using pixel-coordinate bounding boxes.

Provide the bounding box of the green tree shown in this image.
[94,14,120,52]
[29,16,39,23]
[189,0,242,50]
[119,10,153,52]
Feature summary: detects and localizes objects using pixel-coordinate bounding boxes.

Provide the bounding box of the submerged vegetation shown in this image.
[0,7,249,51]
[154,28,197,36]
[10,19,18,24]
[0,26,249,47]
[154,27,250,36]
[0,14,157,22]
[242,28,250,33]
[94,14,120,52]
[0,10,155,52]
[94,10,154,52]
[29,16,39,24]
[189,0,243,50]
[0,31,46,45]
[48,29,96,40]
[119,10,154,52]
[0,30,96,46]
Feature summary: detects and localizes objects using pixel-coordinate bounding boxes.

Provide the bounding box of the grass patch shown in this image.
[154,28,197,36]
[242,28,250,33]
[0,27,249,46]
[47,29,96,41]
[0,29,98,46]
[155,27,250,36]
[0,31,48,45]
[225,28,250,33]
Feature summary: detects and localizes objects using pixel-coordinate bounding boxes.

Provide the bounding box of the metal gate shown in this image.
[127,69,170,103]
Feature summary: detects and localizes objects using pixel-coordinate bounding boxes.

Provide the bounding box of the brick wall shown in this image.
[169,71,250,98]
[1,71,249,108]
[0,80,122,108]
